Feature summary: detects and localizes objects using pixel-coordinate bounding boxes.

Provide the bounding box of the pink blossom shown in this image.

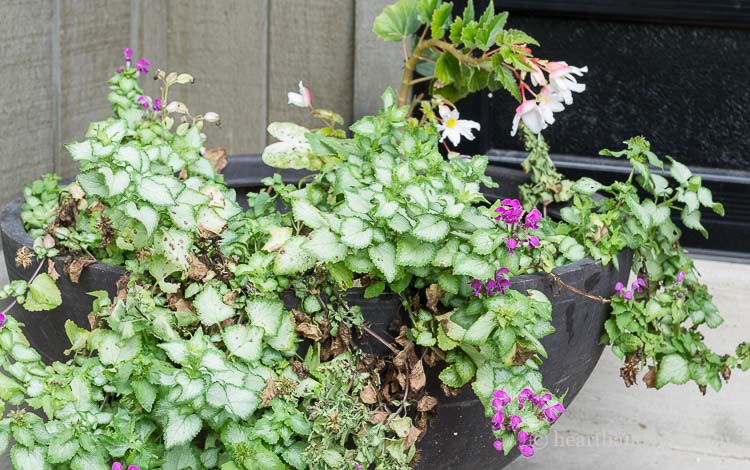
[122,48,133,62]
[493,440,504,452]
[524,208,543,230]
[288,80,312,108]
[510,99,545,136]
[519,443,535,457]
[677,271,685,284]
[504,237,519,254]
[546,61,587,105]
[527,235,540,249]
[135,58,151,74]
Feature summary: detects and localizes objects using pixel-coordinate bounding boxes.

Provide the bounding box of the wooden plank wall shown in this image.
[0,0,404,206]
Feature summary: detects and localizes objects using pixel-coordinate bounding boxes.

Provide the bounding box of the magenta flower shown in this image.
[517,430,530,444]
[509,415,522,431]
[116,66,124,73]
[485,279,499,296]
[677,271,685,284]
[623,290,632,300]
[504,237,519,254]
[135,58,151,74]
[122,48,133,62]
[495,199,524,225]
[354,464,363,470]
[527,235,540,248]
[518,388,535,409]
[542,403,566,423]
[532,392,552,409]
[524,208,543,230]
[631,278,646,293]
[112,463,139,470]
[0,312,6,328]
[491,410,505,430]
[492,389,511,408]
[136,95,150,110]
[614,282,625,296]
[152,98,163,112]
[471,279,483,297]
[519,443,535,457]
[493,440,504,452]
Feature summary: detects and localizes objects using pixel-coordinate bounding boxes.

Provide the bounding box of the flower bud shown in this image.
[203,112,220,124]
[165,72,178,85]
[166,101,188,114]
[43,234,56,249]
[176,73,195,84]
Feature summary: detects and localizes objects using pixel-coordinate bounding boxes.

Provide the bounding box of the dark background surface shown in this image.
[449,0,750,256]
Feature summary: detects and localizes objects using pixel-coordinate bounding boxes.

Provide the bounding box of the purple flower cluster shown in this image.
[136,95,163,112]
[0,312,6,329]
[677,271,685,284]
[494,199,543,254]
[118,48,151,76]
[471,268,511,297]
[489,388,565,458]
[112,463,139,470]
[615,277,646,300]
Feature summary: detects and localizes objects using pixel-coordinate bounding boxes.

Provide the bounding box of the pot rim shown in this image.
[0,155,622,284]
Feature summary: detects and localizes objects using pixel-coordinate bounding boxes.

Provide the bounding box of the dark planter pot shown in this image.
[1,155,631,469]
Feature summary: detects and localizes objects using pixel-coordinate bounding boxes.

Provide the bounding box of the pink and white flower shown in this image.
[436,105,481,146]
[537,87,565,125]
[287,81,312,108]
[547,61,588,105]
[510,100,545,136]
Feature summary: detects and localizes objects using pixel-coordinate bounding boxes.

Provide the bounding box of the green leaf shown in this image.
[206,382,260,419]
[10,446,45,470]
[463,312,495,345]
[668,157,692,185]
[266,312,297,354]
[223,324,264,362]
[435,52,461,85]
[139,176,176,206]
[164,412,202,449]
[373,0,420,41]
[132,379,157,412]
[47,435,79,464]
[23,273,62,312]
[340,218,374,249]
[125,202,159,237]
[412,214,450,242]
[364,281,386,299]
[453,253,494,280]
[369,242,398,283]
[194,285,235,326]
[302,228,347,263]
[572,177,603,195]
[396,235,436,267]
[77,170,109,197]
[655,354,690,388]
[292,199,329,229]
[681,208,707,238]
[431,2,453,38]
[114,144,144,170]
[246,298,284,336]
[274,236,316,275]
[65,141,93,161]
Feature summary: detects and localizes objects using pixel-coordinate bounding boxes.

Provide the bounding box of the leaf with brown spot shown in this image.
[204,147,228,173]
[296,322,324,341]
[223,289,238,306]
[417,395,438,412]
[369,410,389,424]
[261,378,278,407]
[426,284,445,313]
[47,259,60,281]
[64,253,96,283]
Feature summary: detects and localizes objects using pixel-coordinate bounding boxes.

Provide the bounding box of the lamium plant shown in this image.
[0,1,748,469]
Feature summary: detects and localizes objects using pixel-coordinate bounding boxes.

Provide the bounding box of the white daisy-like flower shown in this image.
[436,105,481,146]
[287,81,312,108]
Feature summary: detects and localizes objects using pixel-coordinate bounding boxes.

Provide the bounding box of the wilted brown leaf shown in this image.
[64,253,96,283]
[417,395,438,412]
[359,383,379,404]
[370,410,388,425]
[188,254,208,281]
[425,284,445,313]
[46,259,60,281]
[261,378,278,407]
[14,247,34,269]
[410,360,426,392]
[223,289,238,306]
[403,426,423,450]
[296,322,324,341]
[167,294,194,313]
[204,147,228,173]
[643,368,656,388]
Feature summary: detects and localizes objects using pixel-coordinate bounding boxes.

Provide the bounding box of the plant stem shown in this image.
[548,272,612,304]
